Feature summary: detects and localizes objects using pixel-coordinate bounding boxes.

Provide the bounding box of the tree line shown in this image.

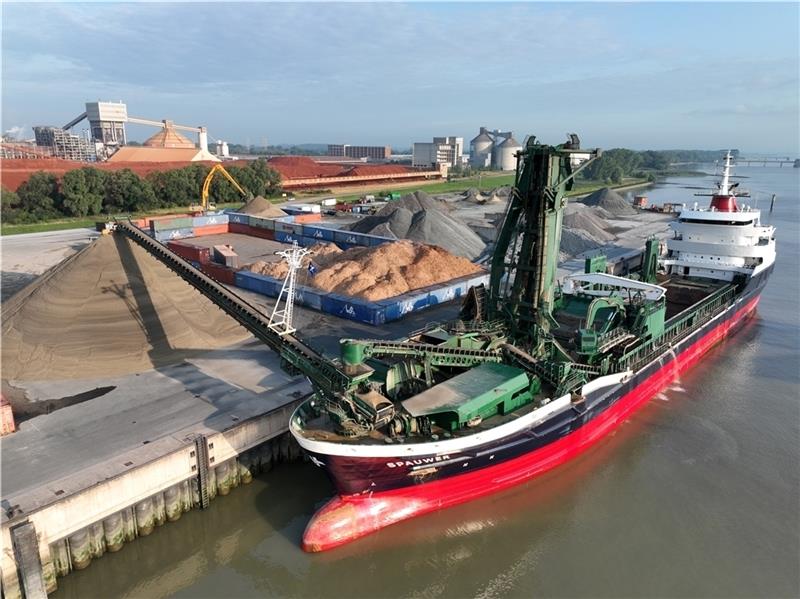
[579,148,739,184]
[1,159,281,224]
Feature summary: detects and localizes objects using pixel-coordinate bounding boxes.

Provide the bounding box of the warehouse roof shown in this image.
[108,147,220,163]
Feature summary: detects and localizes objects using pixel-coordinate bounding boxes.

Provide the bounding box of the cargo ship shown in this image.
[107,138,774,554]
[290,143,775,551]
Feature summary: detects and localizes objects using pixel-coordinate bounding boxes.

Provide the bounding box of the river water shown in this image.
[53,166,799,598]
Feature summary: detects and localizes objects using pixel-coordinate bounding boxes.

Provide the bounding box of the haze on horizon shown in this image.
[2,2,798,154]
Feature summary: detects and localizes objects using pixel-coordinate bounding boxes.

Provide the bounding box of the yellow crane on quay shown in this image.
[193,164,252,213]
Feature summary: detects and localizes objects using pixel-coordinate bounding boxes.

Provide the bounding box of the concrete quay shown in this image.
[0,340,311,598]
[1,227,466,598]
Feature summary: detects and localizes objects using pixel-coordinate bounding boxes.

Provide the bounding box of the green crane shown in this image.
[488,135,600,354]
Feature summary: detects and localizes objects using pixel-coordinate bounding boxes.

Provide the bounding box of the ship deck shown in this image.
[298,395,546,446]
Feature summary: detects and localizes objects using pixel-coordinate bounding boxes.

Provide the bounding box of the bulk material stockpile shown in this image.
[244,240,482,301]
[239,196,288,219]
[347,191,485,259]
[1,234,249,381]
[579,187,638,216]
[237,240,488,325]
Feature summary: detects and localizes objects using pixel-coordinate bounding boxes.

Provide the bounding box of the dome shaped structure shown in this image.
[143,121,195,149]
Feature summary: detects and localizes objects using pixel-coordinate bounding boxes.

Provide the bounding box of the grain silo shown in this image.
[493,135,522,171]
[469,127,494,168]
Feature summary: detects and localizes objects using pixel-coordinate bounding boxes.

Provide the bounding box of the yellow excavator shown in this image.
[192,163,252,213]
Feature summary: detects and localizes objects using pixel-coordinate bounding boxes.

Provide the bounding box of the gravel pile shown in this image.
[348,191,485,259]
[563,205,615,243]
[462,188,485,203]
[580,187,637,216]
[245,240,482,301]
[559,228,607,258]
[2,235,248,381]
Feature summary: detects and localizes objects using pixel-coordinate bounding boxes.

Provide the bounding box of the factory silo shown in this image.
[493,135,522,171]
[470,127,494,168]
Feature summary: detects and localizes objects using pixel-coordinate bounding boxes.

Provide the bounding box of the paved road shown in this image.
[1,227,98,301]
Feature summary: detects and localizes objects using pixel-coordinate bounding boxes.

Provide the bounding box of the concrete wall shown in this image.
[1,400,303,599]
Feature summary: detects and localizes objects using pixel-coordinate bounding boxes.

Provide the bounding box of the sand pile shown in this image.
[1,235,249,381]
[580,188,637,216]
[244,240,482,301]
[348,191,485,259]
[239,196,287,218]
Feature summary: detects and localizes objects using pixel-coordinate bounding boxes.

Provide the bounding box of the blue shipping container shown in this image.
[274,220,299,234]
[467,273,491,289]
[155,228,194,242]
[192,214,229,227]
[379,291,431,322]
[295,286,322,311]
[302,225,336,242]
[249,216,276,230]
[228,213,250,225]
[362,233,393,247]
[320,294,385,326]
[274,231,299,244]
[234,271,280,297]
[427,283,460,305]
[333,230,364,246]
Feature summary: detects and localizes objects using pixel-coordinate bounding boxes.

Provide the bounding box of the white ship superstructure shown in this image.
[662,152,776,282]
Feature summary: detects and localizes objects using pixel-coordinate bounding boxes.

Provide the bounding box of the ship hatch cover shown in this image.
[401,362,528,420]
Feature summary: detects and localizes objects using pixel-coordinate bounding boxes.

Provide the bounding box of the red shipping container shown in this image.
[201,262,236,285]
[167,241,211,263]
[246,227,275,240]
[294,213,322,224]
[228,222,252,235]
[192,224,230,237]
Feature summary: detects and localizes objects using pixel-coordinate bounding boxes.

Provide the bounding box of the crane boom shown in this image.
[200,164,250,212]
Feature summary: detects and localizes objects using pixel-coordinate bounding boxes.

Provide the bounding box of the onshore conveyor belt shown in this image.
[112,219,350,393]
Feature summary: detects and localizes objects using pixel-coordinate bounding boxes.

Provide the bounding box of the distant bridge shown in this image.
[736,157,799,167]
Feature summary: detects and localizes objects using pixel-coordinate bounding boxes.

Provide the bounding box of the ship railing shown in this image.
[616,285,736,371]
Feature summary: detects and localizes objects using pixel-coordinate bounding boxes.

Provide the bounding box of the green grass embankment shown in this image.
[0,202,244,236]
[1,175,649,236]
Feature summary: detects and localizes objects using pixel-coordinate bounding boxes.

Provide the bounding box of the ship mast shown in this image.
[719,151,733,195]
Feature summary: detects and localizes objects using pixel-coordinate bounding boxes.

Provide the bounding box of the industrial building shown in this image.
[32,126,96,162]
[327,144,391,160]
[469,127,522,171]
[29,101,221,162]
[412,136,463,168]
[108,120,219,163]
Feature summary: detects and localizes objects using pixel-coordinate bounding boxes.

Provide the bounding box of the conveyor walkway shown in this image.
[347,339,502,368]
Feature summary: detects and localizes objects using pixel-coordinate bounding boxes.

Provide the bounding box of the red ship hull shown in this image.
[302,294,761,552]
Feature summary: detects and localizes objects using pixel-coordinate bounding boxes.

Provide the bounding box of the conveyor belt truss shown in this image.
[112,220,351,393]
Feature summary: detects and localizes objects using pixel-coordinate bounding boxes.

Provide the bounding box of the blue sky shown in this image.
[2,2,798,153]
